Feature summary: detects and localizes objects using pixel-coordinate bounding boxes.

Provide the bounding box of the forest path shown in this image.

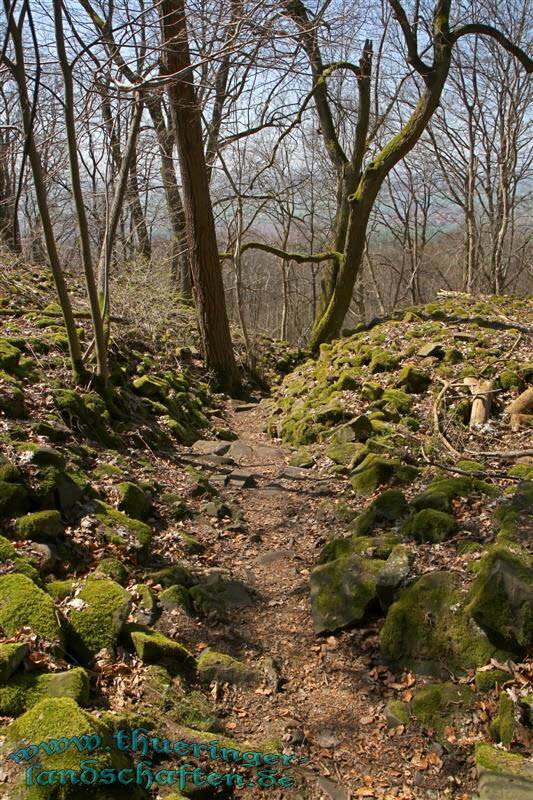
[182,399,456,800]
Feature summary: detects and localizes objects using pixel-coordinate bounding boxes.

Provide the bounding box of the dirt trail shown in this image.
[187,400,468,800]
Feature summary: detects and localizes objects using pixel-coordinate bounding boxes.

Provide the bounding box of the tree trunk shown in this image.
[159,0,240,394]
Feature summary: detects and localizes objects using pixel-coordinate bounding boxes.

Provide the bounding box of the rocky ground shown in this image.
[0,265,531,800]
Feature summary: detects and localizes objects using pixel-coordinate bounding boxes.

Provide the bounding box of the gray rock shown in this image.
[417,342,445,358]
[376,544,412,609]
[279,466,313,480]
[191,440,230,456]
[227,469,257,488]
[476,744,533,800]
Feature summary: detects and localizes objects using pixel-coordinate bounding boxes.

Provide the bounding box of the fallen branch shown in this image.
[505,387,533,416]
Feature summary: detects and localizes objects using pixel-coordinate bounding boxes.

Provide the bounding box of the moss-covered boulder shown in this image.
[45,579,75,601]
[412,476,497,513]
[3,697,147,800]
[495,481,533,546]
[310,554,385,633]
[401,508,458,543]
[17,443,65,469]
[376,544,413,608]
[351,489,409,535]
[0,456,22,483]
[32,467,85,514]
[94,557,129,586]
[160,584,192,613]
[67,577,131,664]
[380,571,510,676]
[0,574,63,649]
[148,563,195,588]
[0,667,89,716]
[369,349,400,374]
[489,691,516,748]
[350,455,418,495]
[410,682,474,739]
[475,742,533,800]
[14,510,63,542]
[0,642,29,683]
[466,546,532,652]
[0,480,30,518]
[116,481,152,521]
[0,372,26,417]
[330,415,373,444]
[326,441,366,467]
[93,501,152,553]
[125,623,193,667]
[474,668,512,692]
[130,584,157,626]
[197,649,262,686]
[396,365,431,393]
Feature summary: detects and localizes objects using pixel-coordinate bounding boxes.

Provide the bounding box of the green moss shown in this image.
[508,464,533,481]
[5,697,145,799]
[350,455,418,495]
[175,690,218,732]
[401,509,458,543]
[32,466,85,514]
[0,574,63,648]
[466,546,532,652]
[411,682,474,737]
[380,571,509,675]
[0,642,28,682]
[474,668,512,692]
[197,650,260,685]
[116,481,152,521]
[160,584,192,613]
[490,691,516,747]
[94,557,129,585]
[475,742,533,780]
[46,579,75,600]
[0,534,16,560]
[17,443,65,469]
[0,338,21,371]
[385,699,410,726]
[0,667,89,716]
[14,510,63,542]
[0,457,22,482]
[0,480,30,518]
[149,563,195,588]
[369,349,400,374]
[67,577,131,664]
[92,462,123,479]
[412,475,496,512]
[499,370,522,390]
[310,554,385,633]
[396,365,431,393]
[456,459,485,475]
[125,623,194,667]
[93,501,152,552]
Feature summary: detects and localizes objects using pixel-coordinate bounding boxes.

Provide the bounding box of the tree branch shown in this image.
[451,24,533,73]
[388,0,432,76]
[220,241,343,265]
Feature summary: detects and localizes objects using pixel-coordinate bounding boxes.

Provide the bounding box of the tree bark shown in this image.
[159,0,240,393]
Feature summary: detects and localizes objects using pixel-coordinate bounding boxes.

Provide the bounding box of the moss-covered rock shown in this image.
[376,544,413,608]
[14,510,63,542]
[67,577,131,664]
[0,371,26,417]
[0,667,89,716]
[125,623,194,667]
[380,571,510,675]
[384,699,410,727]
[0,338,22,371]
[401,508,458,543]
[17,443,65,469]
[94,557,129,586]
[32,466,85,514]
[148,563,195,588]
[116,481,152,521]
[45,579,75,601]
[475,742,533,800]
[412,475,497,513]
[508,464,533,481]
[410,682,474,738]
[350,455,418,495]
[489,691,516,747]
[0,574,63,648]
[310,554,385,633]
[330,415,373,444]
[369,349,400,374]
[93,501,152,553]
[0,456,22,483]
[0,480,30,518]
[396,365,431,393]
[0,642,28,683]
[466,546,532,652]
[495,482,533,545]
[160,584,192,613]
[351,489,410,535]
[474,668,512,692]
[3,697,147,800]
[197,649,261,686]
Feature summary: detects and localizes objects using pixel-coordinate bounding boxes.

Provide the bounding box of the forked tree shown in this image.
[243,0,532,351]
